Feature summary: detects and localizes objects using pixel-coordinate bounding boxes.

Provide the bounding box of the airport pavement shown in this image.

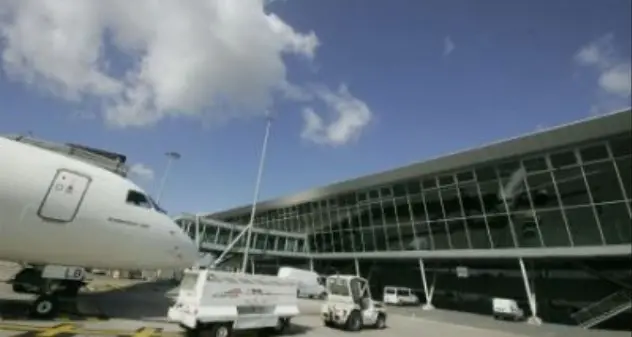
[0,263,629,337]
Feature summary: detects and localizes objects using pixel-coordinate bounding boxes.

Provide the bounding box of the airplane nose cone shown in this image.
[178,234,198,266]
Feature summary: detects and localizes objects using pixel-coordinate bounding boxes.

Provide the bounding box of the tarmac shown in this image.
[0,263,628,337]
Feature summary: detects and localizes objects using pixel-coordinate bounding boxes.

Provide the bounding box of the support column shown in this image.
[354,258,360,277]
[519,258,542,325]
[250,257,255,275]
[418,259,434,310]
[309,258,315,272]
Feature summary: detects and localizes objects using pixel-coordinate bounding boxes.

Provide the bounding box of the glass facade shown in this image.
[191,132,631,255]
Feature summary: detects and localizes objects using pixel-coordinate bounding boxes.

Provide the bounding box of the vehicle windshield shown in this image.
[326,277,350,296]
[149,196,167,214]
[396,289,411,296]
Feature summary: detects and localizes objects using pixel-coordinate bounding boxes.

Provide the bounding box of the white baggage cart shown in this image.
[168,268,299,337]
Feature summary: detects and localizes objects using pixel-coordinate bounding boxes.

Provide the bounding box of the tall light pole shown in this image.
[240,113,274,273]
[156,151,181,203]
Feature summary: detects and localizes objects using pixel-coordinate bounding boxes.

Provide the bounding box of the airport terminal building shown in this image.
[176,108,632,329]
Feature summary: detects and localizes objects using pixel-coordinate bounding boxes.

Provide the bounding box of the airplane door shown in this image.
[38,169,91,222]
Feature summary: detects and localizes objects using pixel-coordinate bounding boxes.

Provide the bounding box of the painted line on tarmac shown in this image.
[0,322,180,337]
[400,314,527,336]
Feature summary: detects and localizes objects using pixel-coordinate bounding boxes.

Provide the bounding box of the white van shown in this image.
[492,297,524,321]
[277,267,326,299]
[383,286,419,306]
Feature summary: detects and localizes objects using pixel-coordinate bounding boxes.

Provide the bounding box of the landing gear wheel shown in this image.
[30,295,59,319]
[345,311,362,332]
[201,324,232,337]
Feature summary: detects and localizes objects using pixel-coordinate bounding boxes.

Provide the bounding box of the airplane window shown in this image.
[149,196,168,214]
[126,190,152,209]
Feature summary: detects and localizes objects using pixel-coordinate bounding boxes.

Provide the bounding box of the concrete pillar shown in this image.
[519,257,542,325]
[418,258,435,310]
[309,258,315,272]
[354,258,360,277]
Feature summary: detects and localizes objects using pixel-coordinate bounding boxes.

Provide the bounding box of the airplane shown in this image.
[0,136,198,318]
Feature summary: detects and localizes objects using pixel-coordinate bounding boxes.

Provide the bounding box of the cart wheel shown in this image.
[345,310,362,332]
[374,314,386,329]
[201,324,232,337]
[30,295,59,319]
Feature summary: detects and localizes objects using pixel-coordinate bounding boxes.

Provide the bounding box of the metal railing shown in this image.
[571,289,632,328]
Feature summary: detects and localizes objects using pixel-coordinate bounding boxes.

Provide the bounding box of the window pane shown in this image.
[385,225,403,251]
[610,135,632,158]
[580,144,609,163]
[440,187,462,219]
[615,157,631,199]
[424,190,443,220]
[456,171,474,183]
[536,209,571,247]
[554,167,590,207]
[487,214,515,248]
[406,180,421,195]
[550,151,577,168]
[584,161,625,203]
[422,178,437,189]
[431,221,450,249]
[597,202,631,245]
[523,156,548,172]
[514,214,542,248]
[475,166,496,182]
[466,217,493,249]
[438,175,455,186]
[565,206,602,246]
[460,184,485,216]
[447,220,469,249]
[393,183,407,197]
[396,199,411,221]
[360,205,376,251]
[526,172,559,208]
[400,222,419,250]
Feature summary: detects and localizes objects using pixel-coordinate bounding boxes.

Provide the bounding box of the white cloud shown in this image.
[574,34,631,114]
[443,36,455,56]
[0,0,374,147]
[0,0,320,127]
[129,163,155,181]
[300,84,372,147]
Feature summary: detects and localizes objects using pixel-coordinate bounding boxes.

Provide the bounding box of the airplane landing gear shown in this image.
[9,265,87,319]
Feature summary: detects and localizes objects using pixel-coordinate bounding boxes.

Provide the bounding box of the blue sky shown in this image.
[0,0,630,215]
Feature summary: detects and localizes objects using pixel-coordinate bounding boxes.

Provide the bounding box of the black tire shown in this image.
[345,310,362,332]
[201,323,232,337]
[373,314,386,329]
[30,295,59,319]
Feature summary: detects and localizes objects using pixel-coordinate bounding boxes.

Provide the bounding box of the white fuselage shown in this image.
[0,137,197,270]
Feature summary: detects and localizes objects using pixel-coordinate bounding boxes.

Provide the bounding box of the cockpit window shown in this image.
[149,196,168,214]
[126,190,153,209]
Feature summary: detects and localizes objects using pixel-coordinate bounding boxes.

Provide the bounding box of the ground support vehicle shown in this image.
[168,268,299,337]
[321,275,387,332]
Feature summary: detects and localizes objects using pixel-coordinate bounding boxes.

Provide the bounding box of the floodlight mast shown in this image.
[156,151,181,203]
[212,113,274,271]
